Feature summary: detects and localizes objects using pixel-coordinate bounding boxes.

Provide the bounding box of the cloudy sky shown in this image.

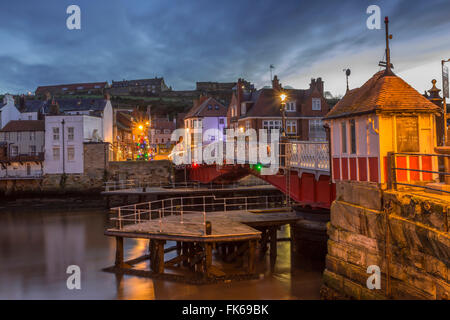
[1,0,450,96]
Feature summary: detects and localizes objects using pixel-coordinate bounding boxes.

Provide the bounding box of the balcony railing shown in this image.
[0,152,44,163]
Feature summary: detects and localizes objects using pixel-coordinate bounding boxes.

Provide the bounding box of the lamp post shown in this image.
[441,58,450,144]
[279,93,287,137]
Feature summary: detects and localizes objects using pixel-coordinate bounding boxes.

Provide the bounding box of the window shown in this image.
[215,105,219,110]
[210,135,216,141]
[241,103,246,115]
[67,147,75,161]
[30,132,35,140]
[164,129,170,134]
[312,98,321,111]
[68,127,74,141]
[53,148,60,160]
[286,102,296,112]
[350,119,356,154]
[263,120,282,132]
[162,138,165,143]
[219,118,224,125]
[341,122,347,153]
[286,120,297,134]
[28,115,32,120]
[193,120,197,128]
[11,146,18,156]
[246,120,251,131]
[309,119,326,141]
[53,127,59,141]
[156,130,161,134]
[30,145,36,155]
[17,132,21,141]
[208,105,212,110]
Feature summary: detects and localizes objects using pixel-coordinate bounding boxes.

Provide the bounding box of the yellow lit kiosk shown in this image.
[324,19,440,189]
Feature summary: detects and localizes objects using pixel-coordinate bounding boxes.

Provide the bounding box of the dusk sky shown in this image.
[1,0,450,96]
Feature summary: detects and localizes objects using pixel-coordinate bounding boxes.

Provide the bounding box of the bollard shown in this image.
[205,221,212,235]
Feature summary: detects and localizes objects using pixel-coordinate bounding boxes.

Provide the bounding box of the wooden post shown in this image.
[115,237,124,267]
[260,227,269,258]
[182,242,189,267]
[269,227,277,270]
[204,243,212,276]
[152,240,165,274]
[248,240,256,274]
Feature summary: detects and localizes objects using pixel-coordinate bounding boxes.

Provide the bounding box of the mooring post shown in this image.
[248,240,256,274]
[269,227,277,270]
[115,236,124,267]
[204,243,212,276]
[156,240,165,274]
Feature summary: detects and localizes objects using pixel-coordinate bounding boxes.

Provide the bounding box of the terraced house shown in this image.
[227,76,330,141]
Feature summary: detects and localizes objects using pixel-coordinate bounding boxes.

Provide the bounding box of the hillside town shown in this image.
[0,75,336,182]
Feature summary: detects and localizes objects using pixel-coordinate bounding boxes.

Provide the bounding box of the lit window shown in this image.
[53,127,59,141]
[53,147,60,160]
[208,105,212,110]
[286,120,297,134]
[67,147,75,161]
[312,98,321,111]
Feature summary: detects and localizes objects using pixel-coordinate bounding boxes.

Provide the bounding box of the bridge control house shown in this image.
[324,69,440,187]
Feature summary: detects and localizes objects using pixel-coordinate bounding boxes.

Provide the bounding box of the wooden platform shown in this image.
[105,209,299,242]
[104,208,300,283]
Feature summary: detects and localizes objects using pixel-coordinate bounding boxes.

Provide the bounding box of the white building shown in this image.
[184,97,227,144]
[44,115,106,174]
[0,95,20,129]
[0,120,45,179]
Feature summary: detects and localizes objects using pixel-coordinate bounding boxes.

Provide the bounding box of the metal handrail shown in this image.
[109,194,288,233]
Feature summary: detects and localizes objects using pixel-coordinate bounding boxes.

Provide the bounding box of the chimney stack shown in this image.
[272,75,282,91]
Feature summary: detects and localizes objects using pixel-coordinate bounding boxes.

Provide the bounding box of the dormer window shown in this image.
[312,98,321,111]
[286,101,296,112]
[208,105,212,110]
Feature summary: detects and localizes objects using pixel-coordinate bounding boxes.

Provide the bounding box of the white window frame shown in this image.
[67,146,75,161]
[286,101,296,112]
[53,147,60,160]
[312,98,321,111]
[68,127,74,141]
[286,120,297,134]
[53,127,60,141]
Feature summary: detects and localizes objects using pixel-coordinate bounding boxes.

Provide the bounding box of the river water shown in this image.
[0,206,324,299]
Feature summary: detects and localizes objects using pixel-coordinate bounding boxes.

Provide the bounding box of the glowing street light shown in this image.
[279,92,287,137]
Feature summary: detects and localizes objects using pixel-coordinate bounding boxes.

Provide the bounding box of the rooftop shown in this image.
[325,70,440,120]
[0,120,45,132]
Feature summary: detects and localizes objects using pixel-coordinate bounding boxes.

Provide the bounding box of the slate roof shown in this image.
[23,98,108,114]
[185,97,227,118]
[325,70,440,120]
[0,120,45,132]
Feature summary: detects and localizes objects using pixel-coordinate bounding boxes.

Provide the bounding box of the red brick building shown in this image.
[227,76,330,141]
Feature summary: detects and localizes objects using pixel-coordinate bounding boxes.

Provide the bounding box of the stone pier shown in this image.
[322,181,449,300]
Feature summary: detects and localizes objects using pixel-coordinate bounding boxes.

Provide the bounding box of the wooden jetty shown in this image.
[104,195,300,283]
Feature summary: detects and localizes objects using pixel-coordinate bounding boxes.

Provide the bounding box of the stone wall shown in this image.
[108,160,173,186]
[0,141,172,196]
[322,181,449,300]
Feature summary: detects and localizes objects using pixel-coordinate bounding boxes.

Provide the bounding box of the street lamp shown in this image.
[442,58,450,144]
[279,93,287,137]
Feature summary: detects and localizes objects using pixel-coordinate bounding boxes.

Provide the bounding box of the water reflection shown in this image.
[0,208,323,299]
